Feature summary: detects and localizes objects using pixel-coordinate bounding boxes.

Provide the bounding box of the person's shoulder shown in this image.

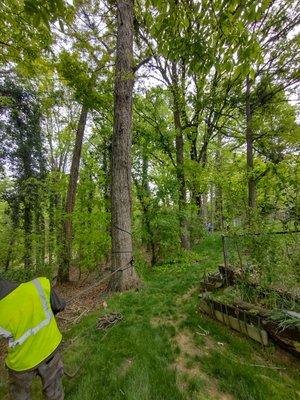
[35,276,50,283]
[33,277,52,290]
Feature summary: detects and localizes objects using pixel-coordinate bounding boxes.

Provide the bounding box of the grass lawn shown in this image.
[1,234,299,399]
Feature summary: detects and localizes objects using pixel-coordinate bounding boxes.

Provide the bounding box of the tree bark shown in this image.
[58,105,88,283]
[215,132,224,231]
[35,206,45,269]
[171,62,190,250]
[102,141,111,220]
[4,235,14,271]
[134,151,157,267]
[4,201,19,271]
[141,153,156,265]
[189,125,211,222]
[23,202,32,271]
[108,0,140,291]
[209,185,214,227]
[246,75,256,214]
[200,194,208,222]
[48,188,55,267]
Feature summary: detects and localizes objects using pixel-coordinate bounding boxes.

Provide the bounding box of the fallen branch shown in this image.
[196,324,209,336]
[248,364,286,370]
[72,309,89,324]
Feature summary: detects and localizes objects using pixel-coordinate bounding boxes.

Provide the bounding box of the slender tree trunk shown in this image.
[134,152,157,267]
[198,137,209,221]
[200,194,208,222]
[171,62,190,250]
[102,141,111,220]
[175,121,190,250]
[35,207,45,269]
[58,105,88,283]
[141,154,154,261]
[246,75,256,215]
[86,172,95,215]
[4,202,19,270]
[23,202,32,270]
[189,127,210,222]
[209,185,214,226]
[195,194,202,217]
[108,0,140,291]
[215,132,224,231]
[101,141,112,267]
[189,134,202,219]
[5,235,15,271]
[54,190,63,267]
[48,188,55,266]
[78,171,95,268]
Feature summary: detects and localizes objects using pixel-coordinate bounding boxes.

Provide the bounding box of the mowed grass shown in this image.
[1,234,299,399]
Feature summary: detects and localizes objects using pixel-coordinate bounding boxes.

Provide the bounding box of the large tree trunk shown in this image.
[171,62,190,250]
[58,105,88,283]
[108,0,140,291]
[246,75,255,214]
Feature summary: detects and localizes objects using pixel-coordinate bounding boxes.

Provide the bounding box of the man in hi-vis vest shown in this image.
[0,277,65,400]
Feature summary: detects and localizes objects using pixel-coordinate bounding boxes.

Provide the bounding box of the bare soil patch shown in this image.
[173,329,204,392]
[119,358,134,377]
[176,287,198,305]
[55,279,107,330]
[150,314,185,328]
[208,384,235,400]
[150,315,176,327]
[172,314,234,399]
[175,330,202,358]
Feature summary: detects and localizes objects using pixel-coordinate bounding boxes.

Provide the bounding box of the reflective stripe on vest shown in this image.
[0,326,12,340]
[0,278,54,348]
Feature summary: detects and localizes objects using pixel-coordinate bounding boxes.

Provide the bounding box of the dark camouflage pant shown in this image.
[8,351,64,400]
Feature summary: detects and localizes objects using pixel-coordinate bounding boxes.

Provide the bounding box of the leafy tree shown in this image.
[0,80,46,270]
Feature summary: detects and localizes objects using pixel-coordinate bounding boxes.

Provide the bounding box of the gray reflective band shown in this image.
[32,279,53,320]
[0,326,13,339]
[8,279,54,348]
[0,318,14,348]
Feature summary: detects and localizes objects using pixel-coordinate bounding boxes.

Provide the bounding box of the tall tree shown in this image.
[58,105,88,282]
[55,0,114,281]
[0,80,46,270]
[108,0,140,291]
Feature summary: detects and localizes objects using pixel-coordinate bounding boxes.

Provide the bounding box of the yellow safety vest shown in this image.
[0,277,62,372]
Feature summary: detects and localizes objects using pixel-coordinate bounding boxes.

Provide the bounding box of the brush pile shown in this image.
[96,312,124,331]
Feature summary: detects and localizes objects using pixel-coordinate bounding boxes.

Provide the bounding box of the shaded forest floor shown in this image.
[0,235,299,399]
